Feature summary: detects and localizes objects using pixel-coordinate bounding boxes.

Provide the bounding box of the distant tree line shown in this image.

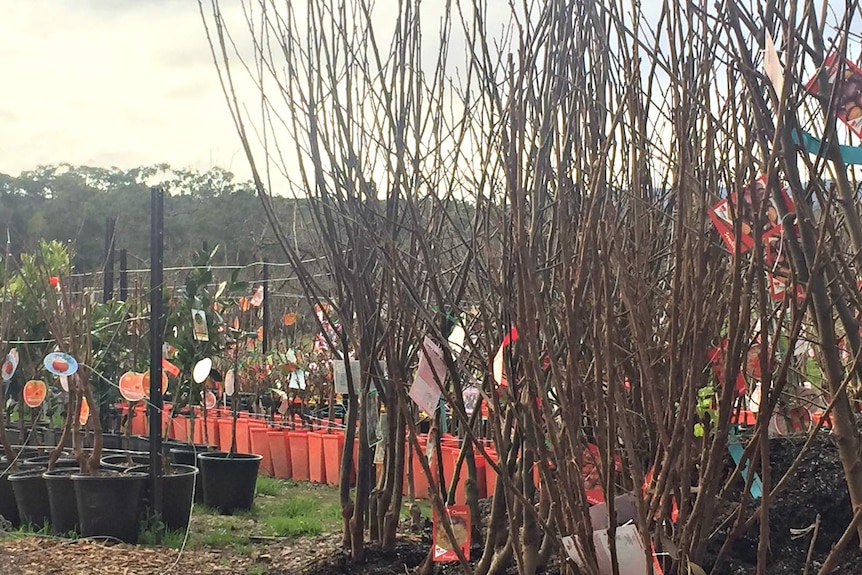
[0,163,319,271]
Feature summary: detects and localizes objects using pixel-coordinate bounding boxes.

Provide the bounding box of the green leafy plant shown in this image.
[694,385,718,438]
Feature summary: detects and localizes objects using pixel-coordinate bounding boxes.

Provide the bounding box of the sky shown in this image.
[1,1,859,190]
[0,0,253,181]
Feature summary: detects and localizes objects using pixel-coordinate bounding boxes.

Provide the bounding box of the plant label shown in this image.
[707,176,792,254]
[1,348,18,381]
[43,352,78,377]
[79,397,90,426]
[333,359,361,395]
[225,368,236,396]
[193,357,213,384]
[250,285,264,307]
[192,309,210,342]
[119,371,145,402]
[432,505,470,562]
[288,369,306,390]
[23,380,47,408]
[492,327,519,388]
[589,492,639,531]
[806,53,862,138]
[569,523,663,575]
[409,337,445,415]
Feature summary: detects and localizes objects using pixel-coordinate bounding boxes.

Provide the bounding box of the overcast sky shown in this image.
[0,0,252,180]
[2,1,859,187]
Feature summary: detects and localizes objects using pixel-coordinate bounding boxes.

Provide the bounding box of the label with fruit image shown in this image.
[23,380,48,408]
[43,352,78,377]
[1,348,19,381]
[432,505,470,562]
[806,53,862,138]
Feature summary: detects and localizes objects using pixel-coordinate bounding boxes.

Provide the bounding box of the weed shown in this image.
[255,475,282,497]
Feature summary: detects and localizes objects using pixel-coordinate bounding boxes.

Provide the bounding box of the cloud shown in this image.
[0,0,252,180]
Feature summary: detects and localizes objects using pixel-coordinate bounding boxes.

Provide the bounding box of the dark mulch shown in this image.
[705,430,862,574]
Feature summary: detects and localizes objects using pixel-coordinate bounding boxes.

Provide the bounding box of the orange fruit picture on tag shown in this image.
[79,397,90,425]
[119,372,145,402]
[142,370,168,397]
[23,380,47,408]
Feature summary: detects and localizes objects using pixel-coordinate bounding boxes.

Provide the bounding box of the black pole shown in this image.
[103,217,115,303]
[148,188,165,526]
[262,262,270,353]
[119,249,128,301]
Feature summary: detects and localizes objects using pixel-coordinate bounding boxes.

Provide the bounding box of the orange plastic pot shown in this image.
[192,417,204,445]
[483,448,498,498]
[171,417,190,442]
[235,418,251,454]
[288,431,310,481]
[308,432,326,484]
[442,445,468,505]
[216,418,233,452]
[249,426,274,476]
[129,403,147,436]
[268,431,290,479]
[281,429,293,479]
[321,432,345,486]
[204,416,219,448]
[408,440,431,500]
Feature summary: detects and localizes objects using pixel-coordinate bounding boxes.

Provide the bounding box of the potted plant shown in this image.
[16,244,149,542]
[196,282,265,514]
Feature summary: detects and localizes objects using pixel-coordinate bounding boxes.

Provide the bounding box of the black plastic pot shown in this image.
[0,469,20,527]
[129,435,150,452]
[198,452,261,514]
[44,469,78,534]
[9,468,50,528]
[100,453,150,472]
[169,445,214,503]
[23,455,79,469]
[128,464,198,531]
[72,470,147,543]
[102,433,124,450]
[0,456,43,527]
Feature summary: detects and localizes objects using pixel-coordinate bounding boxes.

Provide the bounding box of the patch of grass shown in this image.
[255,475,283,497]
[197,527,248,548]
[263,495,341,537]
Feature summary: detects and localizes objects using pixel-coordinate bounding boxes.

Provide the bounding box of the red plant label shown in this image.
[433,505,470,562]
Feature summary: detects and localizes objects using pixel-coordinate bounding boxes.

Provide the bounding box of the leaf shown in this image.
[688,561,708,575]
[694,422,705,437]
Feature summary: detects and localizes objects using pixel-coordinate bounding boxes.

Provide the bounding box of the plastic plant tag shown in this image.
[1,348,18,381]
[192,309,210,342]
[288,369,306,390]
[447,323,466,356]
[193,358,213,384]
[224,369,236,396]
[589,493,639,531]
[119,372,145,402]
[569,523,663,575]
[492,327,519,387]
[805,53,862,138]
[202,390,217,410]
[462,386,480,415]
[409,337,445,414]
[23,380,47,408]
[79,397,90,425]
[59,375,69,392]
[162,358,180,378]
[250,285,264,307]
[432,505,470,562]
[334,359,361,395]
[142,370,168,397]
[44,352,78,377]
[707,176,794,255]
[728,426,762,499]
